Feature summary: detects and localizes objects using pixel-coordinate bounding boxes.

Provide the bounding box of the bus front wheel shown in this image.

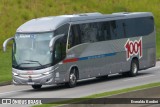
[65,69,77,88]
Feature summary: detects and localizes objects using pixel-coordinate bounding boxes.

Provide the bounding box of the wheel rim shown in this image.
[70,72,76,85]
[132,63,137,74]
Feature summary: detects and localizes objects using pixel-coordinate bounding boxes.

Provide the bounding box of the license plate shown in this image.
[27,82,35,85]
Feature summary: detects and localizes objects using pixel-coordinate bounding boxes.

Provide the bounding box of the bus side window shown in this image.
[110,21,117,39]
[89,23,98,42]
[54,37,67,64]
[54,39,62,63]
[68,28,74,49]
[95,22,104,42]
[80,24,91,43]
[134,17,154,36]
[123,22,127,38]
[68,25,81,49]
[53,24,69,63]
[124,18,136,38]
[74,25,81,45]
[103,22,111,40]
[116,20,125,39]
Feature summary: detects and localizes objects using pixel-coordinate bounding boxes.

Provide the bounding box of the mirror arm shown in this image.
[49,34,64,51]
[3,37,14,52]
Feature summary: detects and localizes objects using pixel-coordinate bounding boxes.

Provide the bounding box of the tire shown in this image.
[65,69,77,88]
[32,85,42,89]
[129,60,138,77]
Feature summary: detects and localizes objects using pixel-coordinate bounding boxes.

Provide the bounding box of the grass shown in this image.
[0,0,160,83]
[156,31,160,59]
[0,0,160,47]
[0,48,12,83]
[33,82,160,107]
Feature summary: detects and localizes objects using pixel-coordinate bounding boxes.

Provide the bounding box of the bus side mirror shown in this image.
[49,34,64,52]
[3,37,14,52]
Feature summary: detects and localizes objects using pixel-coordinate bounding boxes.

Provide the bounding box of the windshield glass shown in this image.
[13,32,53,69]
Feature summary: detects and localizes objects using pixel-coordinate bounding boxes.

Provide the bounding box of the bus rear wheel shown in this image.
[32,85,42,89]
[129,60,139,76]
[65,69,77,88]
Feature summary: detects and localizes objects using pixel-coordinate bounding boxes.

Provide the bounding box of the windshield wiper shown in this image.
[16,62,33,68]
[24,60,43,66]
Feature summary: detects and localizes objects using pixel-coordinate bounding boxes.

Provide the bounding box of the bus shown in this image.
[3,12,156,89]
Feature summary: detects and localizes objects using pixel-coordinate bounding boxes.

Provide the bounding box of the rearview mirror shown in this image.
[3,37,14,52]
[49,34,64,52]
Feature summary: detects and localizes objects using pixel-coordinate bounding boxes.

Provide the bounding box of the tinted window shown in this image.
[80,23,98,43]
[124,18,136,37]
[68,22,112,48]
[55,24,69,36]
[110,21,117,39]
[100,22,111,41]
[68,25,81,49]
[69,23,101,49]
[116,20,125,39]
[124,17,154,37]
[68,16,154,48]
[54,24,69,63]
[135,17,154,36]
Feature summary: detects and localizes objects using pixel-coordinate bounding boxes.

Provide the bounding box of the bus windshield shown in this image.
[12,32,53,69]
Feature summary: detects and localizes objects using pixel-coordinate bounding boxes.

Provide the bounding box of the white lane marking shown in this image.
[0,89,30,95]
[123,75,155,82]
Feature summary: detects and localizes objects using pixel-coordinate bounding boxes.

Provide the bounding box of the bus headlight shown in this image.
[42,71,51,75]
[13,72,19,76]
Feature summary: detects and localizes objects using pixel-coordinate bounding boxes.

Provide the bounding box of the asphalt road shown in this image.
[0,61,160,107]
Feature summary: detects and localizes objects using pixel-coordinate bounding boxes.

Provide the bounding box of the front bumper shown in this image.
[13,73,54,85]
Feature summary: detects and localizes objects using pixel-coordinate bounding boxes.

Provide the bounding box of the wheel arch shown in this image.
[131,57,139,69]
[68,65,79,80]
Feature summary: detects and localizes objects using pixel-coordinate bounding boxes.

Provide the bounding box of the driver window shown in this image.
[54,39,62,63]
[53,24,69,64]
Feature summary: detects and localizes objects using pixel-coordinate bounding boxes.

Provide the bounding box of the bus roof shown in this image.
[16,12,153,33]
